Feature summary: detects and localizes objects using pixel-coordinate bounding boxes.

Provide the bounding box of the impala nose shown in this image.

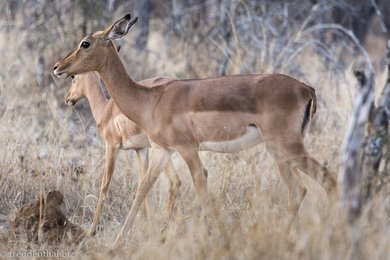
[53,64,59,71]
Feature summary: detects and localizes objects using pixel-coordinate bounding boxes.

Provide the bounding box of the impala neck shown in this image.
[97,44,155,127]
[84,73,108,126]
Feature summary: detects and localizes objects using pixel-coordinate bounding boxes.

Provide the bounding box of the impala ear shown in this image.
[102,14,138,41]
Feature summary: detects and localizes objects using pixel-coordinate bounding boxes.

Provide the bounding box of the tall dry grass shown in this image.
[0,1,389,259]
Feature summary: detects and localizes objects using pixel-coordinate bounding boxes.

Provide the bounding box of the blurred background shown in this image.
[2,0,389,86]
[0,0,389,258]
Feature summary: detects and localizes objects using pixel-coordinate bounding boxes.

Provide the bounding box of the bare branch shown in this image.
[370,0,388,33]
[300,23,374,74]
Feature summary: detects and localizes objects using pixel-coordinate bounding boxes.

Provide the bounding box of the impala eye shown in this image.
[70,75,74,79]
[80,41,90,49]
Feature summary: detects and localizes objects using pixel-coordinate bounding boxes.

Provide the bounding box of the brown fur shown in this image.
[54,14,337,244]
[65,72,181,236]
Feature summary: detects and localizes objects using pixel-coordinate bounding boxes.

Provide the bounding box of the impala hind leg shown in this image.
[290,167,308,211]
[281,142,337,196]
[270,150,307,213]
[89,144,118,236]
[114,145,173,245]
[296,155,337,195]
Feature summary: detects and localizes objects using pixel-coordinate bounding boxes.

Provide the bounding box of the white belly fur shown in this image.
[199,125,262,153]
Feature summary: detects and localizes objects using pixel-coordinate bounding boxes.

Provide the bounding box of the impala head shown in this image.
[65,73,99,106]
[53,14,137,78]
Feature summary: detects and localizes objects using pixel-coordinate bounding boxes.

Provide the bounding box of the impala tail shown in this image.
[301,86,317,137]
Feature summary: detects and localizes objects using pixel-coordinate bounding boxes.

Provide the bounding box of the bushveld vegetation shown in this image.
[0,0,389,259]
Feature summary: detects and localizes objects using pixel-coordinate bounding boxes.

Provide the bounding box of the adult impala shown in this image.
[65,71,180,236]
[54,14,337,244]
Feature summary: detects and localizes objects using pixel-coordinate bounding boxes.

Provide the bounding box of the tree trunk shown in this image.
[339,69,375,221]
[340,39,390,222]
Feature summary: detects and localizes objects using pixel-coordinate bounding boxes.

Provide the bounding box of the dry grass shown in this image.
[0,2,389,259]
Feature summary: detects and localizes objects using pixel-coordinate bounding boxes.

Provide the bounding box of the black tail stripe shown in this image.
[301,99,312,135]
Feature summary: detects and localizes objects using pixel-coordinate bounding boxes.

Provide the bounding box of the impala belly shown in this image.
[199,125,262,153]
[121,133,150,150]
[114,115,150,150]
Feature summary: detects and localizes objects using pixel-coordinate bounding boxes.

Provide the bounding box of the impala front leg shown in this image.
[89,144,118,236]
[135,148,152,218]
[177,146,213,218]
[163,159,181,219]
[114,144,173,245]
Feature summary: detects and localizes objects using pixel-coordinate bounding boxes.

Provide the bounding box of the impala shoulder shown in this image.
[113,114,127,131]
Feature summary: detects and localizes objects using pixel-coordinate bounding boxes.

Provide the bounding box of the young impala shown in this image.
[54,14,337,244]
[65,71,180,236]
